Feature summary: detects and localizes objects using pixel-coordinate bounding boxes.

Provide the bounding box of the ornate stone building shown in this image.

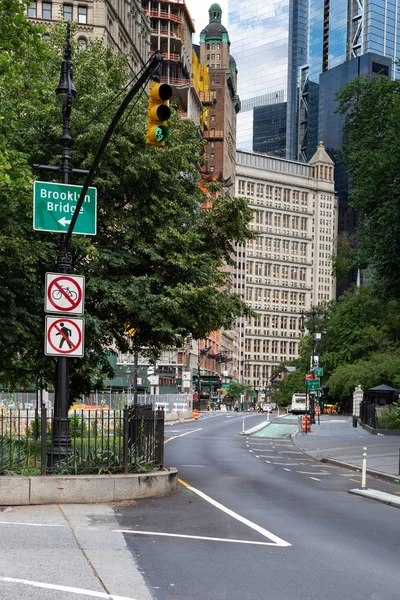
[27,0,150,72]
[235,143,338,397]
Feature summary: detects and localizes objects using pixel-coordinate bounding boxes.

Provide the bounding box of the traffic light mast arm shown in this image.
[65,51,164,245]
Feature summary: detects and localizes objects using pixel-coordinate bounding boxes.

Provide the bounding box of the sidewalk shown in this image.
[295,415,400,479]
[294,415,400,508]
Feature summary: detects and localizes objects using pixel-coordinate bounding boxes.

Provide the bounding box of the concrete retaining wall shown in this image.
[165,411,194,425]
[0,468,178,506]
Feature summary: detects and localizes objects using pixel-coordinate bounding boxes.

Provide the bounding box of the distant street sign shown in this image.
[45,316,84,357]
[306,379,320,390]
[45,273,84,315]
[305,374,313,380]
[315,367,324,377]
[33,181,97,235]
[222,384,230,391]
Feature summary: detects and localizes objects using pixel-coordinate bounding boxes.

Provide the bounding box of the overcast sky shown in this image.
[185,0,229,44]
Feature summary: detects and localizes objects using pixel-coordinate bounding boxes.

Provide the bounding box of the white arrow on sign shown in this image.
[58,217,72,226]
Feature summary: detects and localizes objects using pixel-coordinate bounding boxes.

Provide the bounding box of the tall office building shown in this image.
[235,145,337,395]
[229,0,307,157]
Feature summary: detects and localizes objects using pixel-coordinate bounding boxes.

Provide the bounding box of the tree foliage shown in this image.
[336,74,400,298]
[0,6,254,395]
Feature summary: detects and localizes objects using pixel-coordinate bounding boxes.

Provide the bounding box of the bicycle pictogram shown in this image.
[51,286,78,302]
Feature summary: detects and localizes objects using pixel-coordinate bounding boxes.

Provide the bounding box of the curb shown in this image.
[349,488,400,509]
[321,457,399,484]
[0,468,178,506]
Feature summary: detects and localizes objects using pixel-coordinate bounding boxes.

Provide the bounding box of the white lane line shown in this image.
[278,451,303,455]
[250,448,274,452]
[178,480,291,547]
[272,462,297,466]
[166,429,202,441]
[265,460,271,464]
[258,455,277,458]
[310,477,321,481]
[115,530,282,547]
[283,468,291,472]
[0,577,136,600]
[297,471,329,475]
[0,522,63,528]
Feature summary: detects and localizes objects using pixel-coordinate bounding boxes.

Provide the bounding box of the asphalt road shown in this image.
[0,412,398,600]
[116,411,400,600]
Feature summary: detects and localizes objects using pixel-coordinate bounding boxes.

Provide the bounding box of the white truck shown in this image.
[288,393,308,414]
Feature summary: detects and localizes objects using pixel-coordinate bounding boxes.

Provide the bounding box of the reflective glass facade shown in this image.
[229,0,292,153]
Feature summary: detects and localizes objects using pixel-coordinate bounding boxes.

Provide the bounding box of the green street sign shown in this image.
[222,384,230,391]
[315,367,324,377]
[33,181,97,235]
[306,379,320,390]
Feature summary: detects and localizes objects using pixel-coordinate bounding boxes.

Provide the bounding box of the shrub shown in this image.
[376,400,400,430]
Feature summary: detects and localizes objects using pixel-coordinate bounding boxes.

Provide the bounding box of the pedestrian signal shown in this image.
[146,82,172,147]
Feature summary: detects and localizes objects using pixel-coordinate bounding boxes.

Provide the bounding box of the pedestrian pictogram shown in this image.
[45,316,84,357]
[45,273,84,314]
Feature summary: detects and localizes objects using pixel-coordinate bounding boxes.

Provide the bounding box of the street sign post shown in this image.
[33,181,97,235]
[306,379,320,390]
[45,316,84,357]
[45,273,85,315]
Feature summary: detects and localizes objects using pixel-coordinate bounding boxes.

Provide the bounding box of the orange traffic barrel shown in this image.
[316,406,321,416]
[302,415,311,433]
[193,409,199,421]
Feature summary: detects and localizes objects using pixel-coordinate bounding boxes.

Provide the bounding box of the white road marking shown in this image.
[179,465,207,468]
[250,448,274,452]
[115,530,284,547]
[249,450,253,453]
[0,522,63,528]
[272,462,297,466]
[341,473,361,477]
[265,460,271,464]
[166,429,202,441]
[297,471,329,475]
[180,482,291,547]
[0,577,136,600]
[283,468,291,472]
[309,477,321,481]
[278,451,303,455]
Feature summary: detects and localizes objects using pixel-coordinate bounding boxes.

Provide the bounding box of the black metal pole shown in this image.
[133,350,138,406]
[48,24,75,466]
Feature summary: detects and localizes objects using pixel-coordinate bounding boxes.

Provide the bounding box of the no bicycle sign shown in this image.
[45,273,85,315]
[45,316,84,357]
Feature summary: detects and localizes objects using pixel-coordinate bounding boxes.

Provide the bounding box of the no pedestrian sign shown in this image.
[45,316,84,357]
[45,273,85,315]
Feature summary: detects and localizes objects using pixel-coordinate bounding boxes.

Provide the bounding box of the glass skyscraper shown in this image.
[229,0,307,156]
[229,0,400,159]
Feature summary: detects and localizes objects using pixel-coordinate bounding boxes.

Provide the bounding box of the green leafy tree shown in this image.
[336,74,400,299]
[225,382,254,401]
[0,9,254,397]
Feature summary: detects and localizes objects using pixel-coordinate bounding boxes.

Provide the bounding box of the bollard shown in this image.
[242,415,245,433]
[193,409,199,421]
[361,446,367,489]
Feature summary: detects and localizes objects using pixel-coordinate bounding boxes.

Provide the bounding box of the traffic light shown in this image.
[146,81,173,147]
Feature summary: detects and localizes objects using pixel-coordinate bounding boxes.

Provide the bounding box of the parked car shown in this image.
[262,403,273,412]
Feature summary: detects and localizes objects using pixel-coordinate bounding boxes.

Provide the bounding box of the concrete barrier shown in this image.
[0,468,178,506]
[165,411,194,425]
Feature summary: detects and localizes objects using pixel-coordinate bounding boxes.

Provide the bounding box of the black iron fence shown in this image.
[359,399,376,429]
[0,405,164,476]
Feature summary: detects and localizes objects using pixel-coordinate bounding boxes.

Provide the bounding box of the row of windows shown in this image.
[247,258,308,276]
[253,212,308,230]
[238,181,309,205]
[245,337,300,353]
[247,238,308,252]
[207,43,221,50]
[247,293,306,313]
[246,282,307,302]
[28,1,88,23]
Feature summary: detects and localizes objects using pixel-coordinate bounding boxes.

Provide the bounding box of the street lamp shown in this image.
[48,23,77,467]
[300,309,327,424]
